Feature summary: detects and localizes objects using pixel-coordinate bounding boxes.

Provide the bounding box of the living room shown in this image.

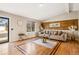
[0,3,79,55]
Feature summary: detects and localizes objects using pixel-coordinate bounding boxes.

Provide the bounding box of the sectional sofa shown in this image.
[38,30,72,41]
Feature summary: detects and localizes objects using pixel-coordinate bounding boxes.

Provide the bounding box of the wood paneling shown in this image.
[42,19,78,30]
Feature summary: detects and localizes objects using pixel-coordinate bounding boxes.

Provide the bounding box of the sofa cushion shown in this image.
[53,31,58,35]
[58,31,62,35]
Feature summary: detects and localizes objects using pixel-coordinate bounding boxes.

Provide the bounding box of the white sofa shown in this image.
[38,30,71,41]
[49,31,68,41]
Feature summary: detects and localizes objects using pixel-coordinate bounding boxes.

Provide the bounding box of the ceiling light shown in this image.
[39,4,43,7]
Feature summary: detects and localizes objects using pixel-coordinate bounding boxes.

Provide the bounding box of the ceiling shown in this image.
[0,3,79,20]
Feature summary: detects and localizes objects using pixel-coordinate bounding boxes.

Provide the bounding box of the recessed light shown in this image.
[39,4,43,7]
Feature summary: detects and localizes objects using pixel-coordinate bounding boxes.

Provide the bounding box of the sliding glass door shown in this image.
[0,17,9,43]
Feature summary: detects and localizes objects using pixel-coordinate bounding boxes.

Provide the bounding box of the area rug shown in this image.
[32,39,58,48]
[16,38,61,55]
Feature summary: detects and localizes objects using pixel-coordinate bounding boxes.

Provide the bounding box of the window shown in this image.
[27,22,35,32]
[0,17,9,43]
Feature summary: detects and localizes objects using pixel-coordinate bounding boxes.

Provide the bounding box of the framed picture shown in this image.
[49,23,60,27]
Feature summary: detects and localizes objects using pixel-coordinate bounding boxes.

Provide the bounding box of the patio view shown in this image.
[0,17,8,43]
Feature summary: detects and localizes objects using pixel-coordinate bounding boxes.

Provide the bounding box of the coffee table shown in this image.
[42,36,48,43]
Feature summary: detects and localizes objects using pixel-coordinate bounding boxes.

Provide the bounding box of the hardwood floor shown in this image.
[0,38,79,55]
[54,41,79,55]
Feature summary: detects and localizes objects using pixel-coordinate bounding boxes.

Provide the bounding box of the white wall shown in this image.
[0,11,39,42]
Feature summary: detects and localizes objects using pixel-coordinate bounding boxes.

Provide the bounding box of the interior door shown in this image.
[0,17,9,43]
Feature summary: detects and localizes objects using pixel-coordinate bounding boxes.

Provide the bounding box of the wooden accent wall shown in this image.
[42,19,78,30]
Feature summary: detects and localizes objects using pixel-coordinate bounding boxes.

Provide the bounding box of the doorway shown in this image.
[0,17,9,43]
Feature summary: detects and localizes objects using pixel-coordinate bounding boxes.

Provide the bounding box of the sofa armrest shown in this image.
[61,33,68,41]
